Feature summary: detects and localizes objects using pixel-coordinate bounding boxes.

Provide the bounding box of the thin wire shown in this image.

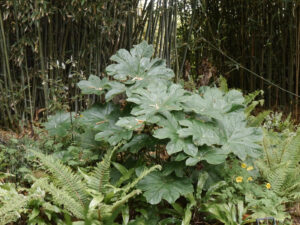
[200,37,300,98]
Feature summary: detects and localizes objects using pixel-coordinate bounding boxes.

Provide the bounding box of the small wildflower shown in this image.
[247,166,254,171]
[236,176,243,183]
[247,177,253,182]
[80,114,84,118]
[266,183,271,189]
[241,163,247,168]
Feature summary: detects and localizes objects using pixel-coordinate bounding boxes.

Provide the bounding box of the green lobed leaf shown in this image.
[105,81,126,101]
[128,81,187,122]
[106,41,174,86]
[137,172,193,204]
[79,103,118,128]
[177,119,221,147]
[185,146,227,166]
[44,112,74,137]
[153,113,197,156]
[77,75,109,95]
[95,125,132,146]
[79,103,132,145]
[220,113,262,160]
[183,88,244,120]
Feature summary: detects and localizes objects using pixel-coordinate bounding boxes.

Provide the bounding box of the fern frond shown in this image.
[30,150,89,208]
[110,189,141,211]
[122,165,161,194]
[267,166,289,193]
[257,130,300,200]
[0,193,28,225]
[99,189,141,220]
[282,131,300,166]
[248,110,271,127]
[0,185,31,225]
[88,142,124,193]
[33,178,85,219]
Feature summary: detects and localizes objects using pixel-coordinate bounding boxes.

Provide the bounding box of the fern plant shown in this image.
[256,129,300,200]
[31,144,160,223]
[0,183,30,225]
[0,143,160,224]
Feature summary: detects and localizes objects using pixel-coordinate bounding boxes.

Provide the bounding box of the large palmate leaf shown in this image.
[137,172,193,204]
[106,41,174,88]
[183,88,244,120]
[95,126,132,146]
[79,103,117,128]
[77,75,109,95]
[78,75,126,101]
[177,119,221,146]
[79,103,132,145]
[105,81,126,101]
[44,112,74,137]
[185,146,227,166]
[127,82,187,122]
[220,113,262,160]
[153,113,198,156]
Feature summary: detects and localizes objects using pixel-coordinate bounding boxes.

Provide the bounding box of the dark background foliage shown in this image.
[0,0,299,129]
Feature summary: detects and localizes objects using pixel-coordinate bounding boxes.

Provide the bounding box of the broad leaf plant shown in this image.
[52,41,262,205]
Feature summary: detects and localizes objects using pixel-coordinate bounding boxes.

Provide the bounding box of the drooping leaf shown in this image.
[44,112,74,137]
[95,124,132,146]
[105,81,126,101]
[79,103,118,128]
[79,103,132,145]
[77,75,109,95]
[137,172,193,204]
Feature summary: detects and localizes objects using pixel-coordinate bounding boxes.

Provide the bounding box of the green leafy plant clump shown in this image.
[2,41,296,225]
[77,41,262,161]
[71,41,263,206]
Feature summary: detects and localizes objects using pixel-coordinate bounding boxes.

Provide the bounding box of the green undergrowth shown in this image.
[0,42,298,225]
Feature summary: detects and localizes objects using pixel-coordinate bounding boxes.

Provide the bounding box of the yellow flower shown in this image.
[79,114,84,118]
[247,177,253,182]
[266,183,271,189]
[247,166,254,171]
[236,176,243,183]
[241,163,247,169]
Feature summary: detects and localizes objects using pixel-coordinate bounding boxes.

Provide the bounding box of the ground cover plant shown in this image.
[0,42,299,224]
